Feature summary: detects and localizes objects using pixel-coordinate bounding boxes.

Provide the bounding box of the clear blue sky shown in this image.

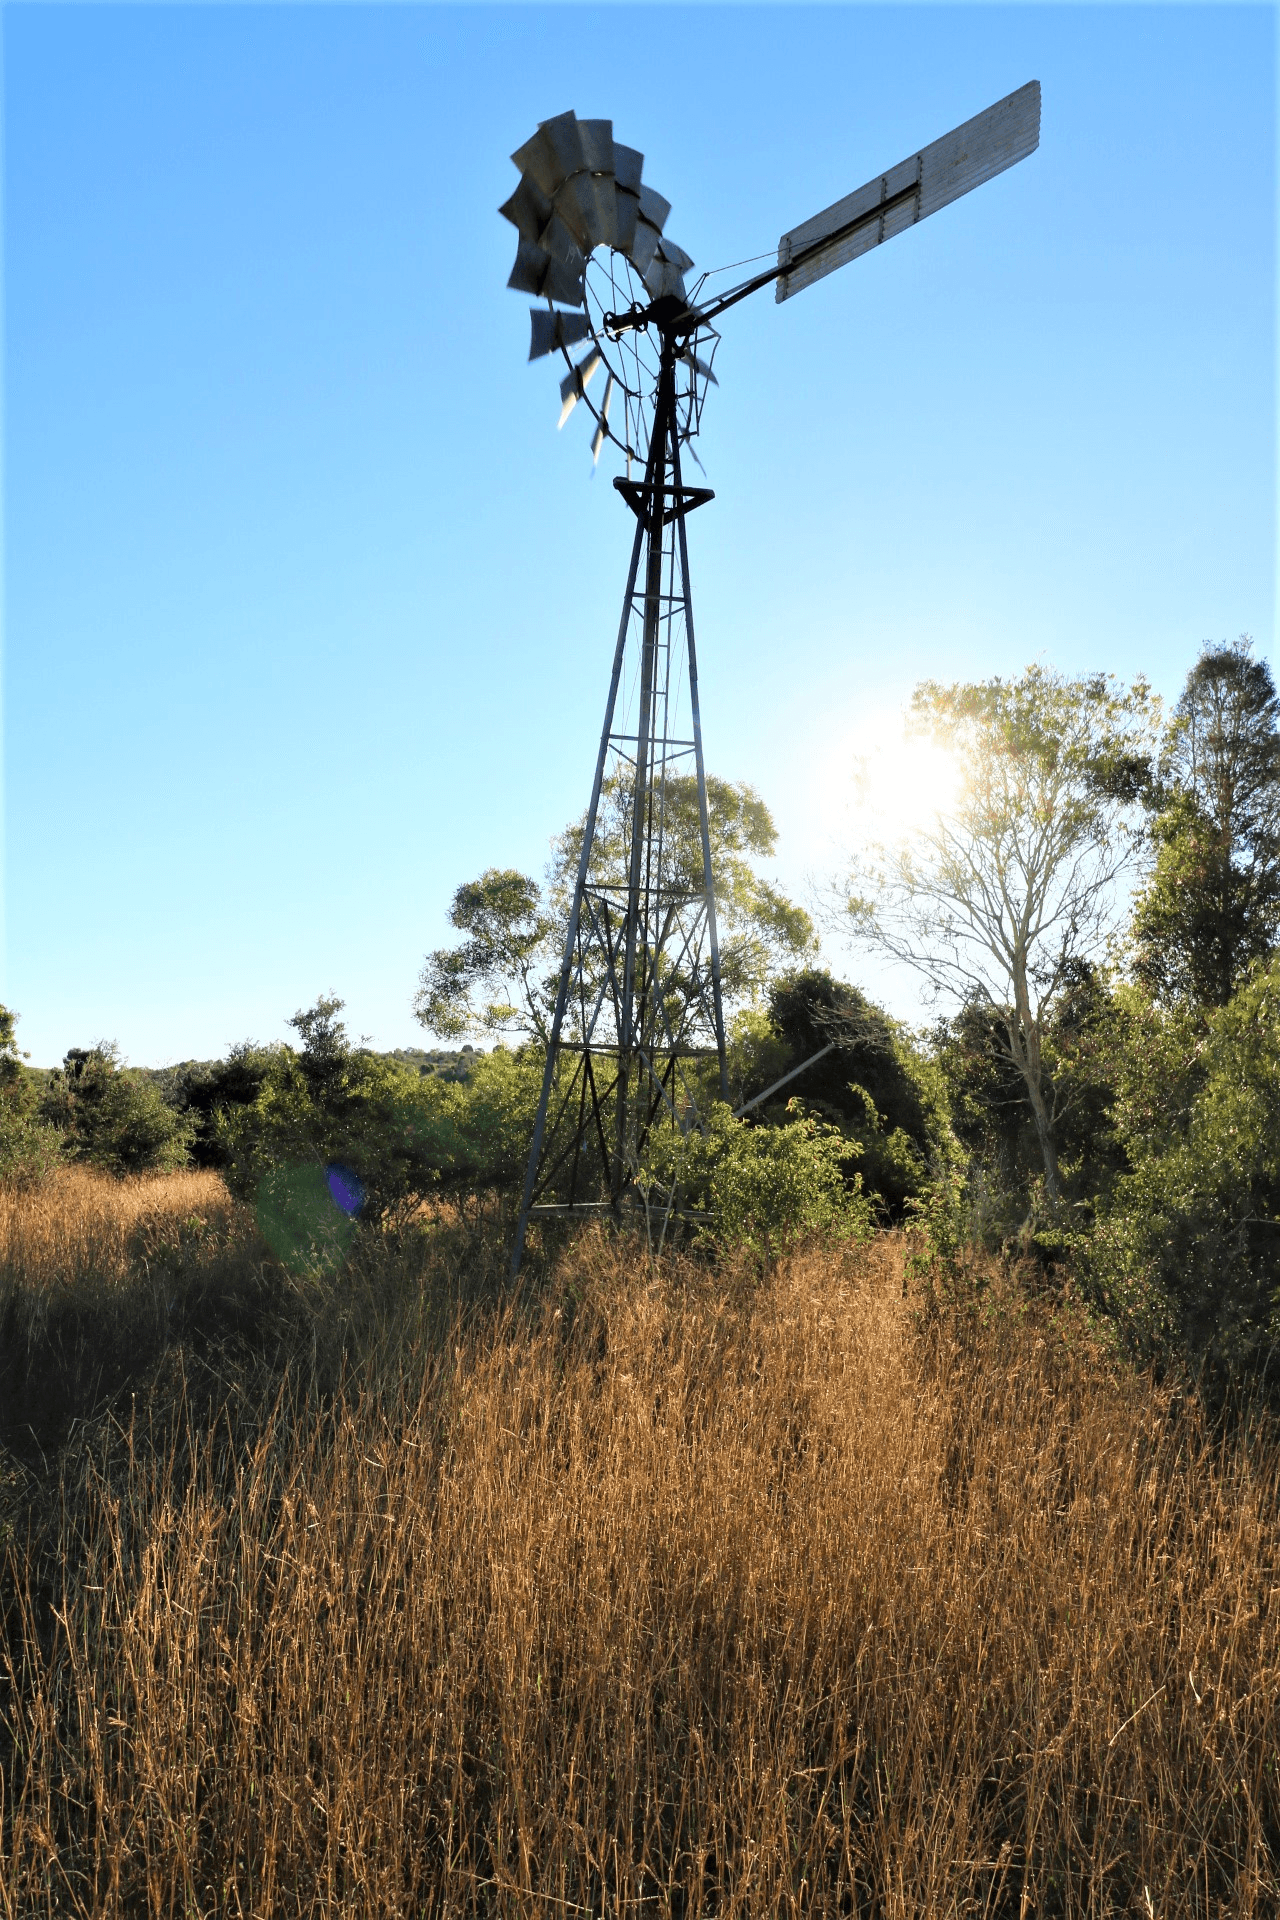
[4,4,1274,1067]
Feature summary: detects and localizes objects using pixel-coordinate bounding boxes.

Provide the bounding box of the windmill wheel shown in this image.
[501,111,717,467]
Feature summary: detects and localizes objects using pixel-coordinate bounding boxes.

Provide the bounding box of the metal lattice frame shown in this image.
[503,88,1042,1273]
[512,327,726,1273]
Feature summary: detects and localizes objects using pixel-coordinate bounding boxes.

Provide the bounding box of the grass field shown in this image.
[1,1171,1277,1915]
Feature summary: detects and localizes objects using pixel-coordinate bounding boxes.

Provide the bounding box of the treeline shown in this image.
[2,637,1277,1398]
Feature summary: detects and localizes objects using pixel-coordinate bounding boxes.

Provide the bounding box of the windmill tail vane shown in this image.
[502,85,1040,1275]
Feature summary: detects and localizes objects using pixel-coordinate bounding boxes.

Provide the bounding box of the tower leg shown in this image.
[511,333,725,1277]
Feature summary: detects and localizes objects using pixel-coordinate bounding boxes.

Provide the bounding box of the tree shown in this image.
[39,1043,194,1176]
[0,1004,61,1182]
[843,666,1155,1209]
[167,1043,280,1169]
[934,963,1128,1236]
[1132,637,1280,1009]
[417,774,815,1045]
[1092,958,1280,1391]
[760,969,953,1220]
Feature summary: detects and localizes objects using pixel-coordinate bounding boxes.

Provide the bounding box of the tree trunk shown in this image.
[1002,970,1063,1211]
[1022,1068,1063,1209]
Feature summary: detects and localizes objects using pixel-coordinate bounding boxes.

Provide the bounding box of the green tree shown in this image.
[1092,959,1280,1390]
[216,999,542,1244]
[166,1044,280,1169]
[758,969,954,1220]
[417,774,815,1044]
[1132,638,1280,1009]
[844,666,1156,1210]
[934,964,1129,1242]
[39,1043,194,1176]
[0,1005,62,1181]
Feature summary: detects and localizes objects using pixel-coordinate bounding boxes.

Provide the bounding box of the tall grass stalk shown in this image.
[1,1176,1276,1914]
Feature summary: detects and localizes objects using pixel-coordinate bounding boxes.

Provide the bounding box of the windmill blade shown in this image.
[591,374,615,464]
[615,187,640,254]
[558,348,602,426]
[678,344,718,386]
[656,237,694,273]
[557,170,619,252]
[577,118,615,173]
[508,235,588,307]
[629,217,661,277]
[642,255,688,302]
[613,143,644,195]
[512,110,584,198]
[499,173,553,247]
[538,208,589,270]
[637,184,671,233]
[775,80,1040,303]
[508,235,587,308]
[530,308,593,361]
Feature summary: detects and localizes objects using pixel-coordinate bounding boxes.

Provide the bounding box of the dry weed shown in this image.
[0,1214,1276,1916]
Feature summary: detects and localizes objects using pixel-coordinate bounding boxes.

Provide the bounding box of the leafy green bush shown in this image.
[646,1103,872,1262]
[0,1005,62,1182]
[216,1001,541,1251]
[1089,961,1280,1387]
[38,1044,194,1176]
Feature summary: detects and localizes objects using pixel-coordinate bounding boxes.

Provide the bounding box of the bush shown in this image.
[0,1005,61,1184]
[215,1000,541,1247]
[38,1044,194,1176]
[1090,960,1280,1388]
[646,1101,872,1261]
[762,970,956,1221]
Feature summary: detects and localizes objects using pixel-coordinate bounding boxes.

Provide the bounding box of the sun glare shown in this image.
[855,730,961,841]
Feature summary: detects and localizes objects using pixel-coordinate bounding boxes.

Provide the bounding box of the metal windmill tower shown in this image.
[503,85,1041,1274]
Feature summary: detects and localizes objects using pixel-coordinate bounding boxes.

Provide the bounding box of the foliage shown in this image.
[1091,958,1280,1388]
[37,1042,194,1176]
[758,968,957,1220]
[845,665,1157,1206]
[415,870,555,1042]
[934,964,1130,1244]
[1133,637,1280,1009]
[418,774,815,1044]
[0,1004,62,1183]
[165,1044,280,1168]
[645,1100,871,1260]
[216,999,540,1241]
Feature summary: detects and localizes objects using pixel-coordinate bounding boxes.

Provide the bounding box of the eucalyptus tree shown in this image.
[417,775,815,1046]
[843,665,1155,1207]
[1133,637,1280,1009]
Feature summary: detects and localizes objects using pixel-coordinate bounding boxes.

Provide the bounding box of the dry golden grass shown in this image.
[0,1168,238,1296]
[1,1192,1277,1916]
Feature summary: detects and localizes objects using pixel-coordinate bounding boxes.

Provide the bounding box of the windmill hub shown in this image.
[603,294,698,342]
[501,88,1041,1276]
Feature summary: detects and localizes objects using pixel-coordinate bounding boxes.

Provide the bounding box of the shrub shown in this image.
[216,1000,542,1244]
[762,969,956,1220]
[646,1101,872,1261]
[38,1044,194,1176]
[1090,960,1280,1388]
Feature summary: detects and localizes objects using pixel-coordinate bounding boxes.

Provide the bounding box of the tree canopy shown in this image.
[843,665,1156,1205]
[417,774,815,1046]
[1132,637,1280,1009]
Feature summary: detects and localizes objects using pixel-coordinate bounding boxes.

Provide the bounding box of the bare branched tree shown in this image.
[841,666,1157,1207]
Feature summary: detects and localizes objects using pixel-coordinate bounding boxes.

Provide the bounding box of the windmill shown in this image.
[503,84,1041,1275]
